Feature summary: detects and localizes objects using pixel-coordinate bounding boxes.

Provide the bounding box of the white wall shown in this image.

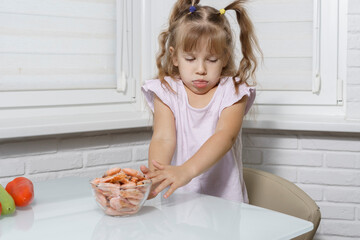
[0,130,151,185]
[242,130,360,240]
[1,128,360,239]
[1,0,360,239]
[241,1,360,239]
[347,0,360,119]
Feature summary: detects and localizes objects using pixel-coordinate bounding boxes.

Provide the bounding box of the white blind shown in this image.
[0,0,117,91]
[248,0,314,91]
[170,0,315,92]
[140,0,338,108]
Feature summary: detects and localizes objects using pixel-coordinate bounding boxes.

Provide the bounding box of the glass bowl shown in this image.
[90,168,152,216]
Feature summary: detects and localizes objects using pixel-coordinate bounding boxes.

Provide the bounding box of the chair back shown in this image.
[243,167,321,240]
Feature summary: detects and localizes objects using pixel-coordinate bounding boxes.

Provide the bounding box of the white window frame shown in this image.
[243,0,359,133]
[0,0,151,139]
[255,0,339,106]
[144,0,343,110]
[1,0,136,108]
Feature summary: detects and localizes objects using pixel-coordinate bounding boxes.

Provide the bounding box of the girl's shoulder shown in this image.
[219,77,255,94]
[143,76,181,93]
[141,76,182,113]
[218,77,256,115]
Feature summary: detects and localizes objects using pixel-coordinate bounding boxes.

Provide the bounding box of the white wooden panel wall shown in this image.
[0,0,116,91]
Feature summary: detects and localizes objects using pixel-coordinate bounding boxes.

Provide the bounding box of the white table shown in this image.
[0,177,313,240]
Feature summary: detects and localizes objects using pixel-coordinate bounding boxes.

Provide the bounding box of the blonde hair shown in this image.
[156,0,262,92]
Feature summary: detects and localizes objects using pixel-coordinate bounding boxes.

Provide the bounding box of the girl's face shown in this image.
[171,38,225,95]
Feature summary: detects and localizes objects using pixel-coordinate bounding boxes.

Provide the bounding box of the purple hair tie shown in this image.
[189,5,196,13]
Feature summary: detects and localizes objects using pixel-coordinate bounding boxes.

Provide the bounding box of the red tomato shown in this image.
[5,177,34,207]
[0,201,2,216]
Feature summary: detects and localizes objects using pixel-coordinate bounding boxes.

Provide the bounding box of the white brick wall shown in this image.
[85,148,132,167]
[0,130,152,185]
[317,203,355,220]
[1,131,360,239]
[243,130,360,240]
[27,152,83,174]
[325,152,360,169]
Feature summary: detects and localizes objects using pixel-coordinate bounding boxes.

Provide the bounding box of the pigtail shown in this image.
[156,0,200,92]
[225,0,262,87]
[156,30,172,91]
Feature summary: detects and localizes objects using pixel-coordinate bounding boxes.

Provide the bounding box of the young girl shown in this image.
[140,0,261,202]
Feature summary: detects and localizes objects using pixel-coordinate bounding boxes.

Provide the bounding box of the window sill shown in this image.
[0,111,152,140]
[2,112,359,140]
[243,114,360,133]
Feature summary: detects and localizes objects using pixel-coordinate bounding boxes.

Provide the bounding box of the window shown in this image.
[0,0,150,139]
[146,0,344,116]
[0,0,349,138]
[248,0,342,108]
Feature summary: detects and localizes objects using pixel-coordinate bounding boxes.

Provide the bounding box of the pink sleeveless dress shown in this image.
[142,76,255,202]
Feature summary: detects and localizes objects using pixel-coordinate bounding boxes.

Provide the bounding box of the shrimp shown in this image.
[130,177,139,183]
[122,168,146,181]
[136,179,151,186]
[97,172,130,184]
[109,196,136,210]
[91,178,102,185]
[97,182,120,189]
[95,192,108,208]
[95,175,116,183]
[105,207,121,216]
[104,167,122,177]
[119,189,144,200]
[127,198,141,206]
[136,179,152,193]
[96,182,119,197]
[113,172,131,184]
[90,167,152,216]
[121,182,137,188]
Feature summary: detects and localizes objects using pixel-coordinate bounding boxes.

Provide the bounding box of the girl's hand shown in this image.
[148,160,192,199]
[140,165,150,177]
[140,165,160,199]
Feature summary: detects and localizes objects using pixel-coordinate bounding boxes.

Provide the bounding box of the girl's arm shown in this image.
[142,95,176,199]
[150,96,248,198]
[183,95,248,178]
